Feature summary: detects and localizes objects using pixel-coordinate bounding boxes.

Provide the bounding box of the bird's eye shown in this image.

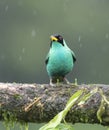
[59,36,63,40]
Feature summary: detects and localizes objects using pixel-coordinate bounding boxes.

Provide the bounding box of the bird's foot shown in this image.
[49,78,63,87]
[49,82,56,87]
[49,82,62,87]
[64,78,70,84]
[64,78,78,87]
[49,79,58,87]
[49,78,78,87]
[70,78,78,87]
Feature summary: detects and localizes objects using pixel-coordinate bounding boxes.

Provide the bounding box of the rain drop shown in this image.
[19,56,22,61]
[5,5,8,12]
[1,54,5,60]
[79,43,83,48]
[89,27,94,33]
[105,33,109,39]
[63,0,69,11]
[31,30,36,37]
[18,1,23,6]
[78,36,81,42]
[22,48,25,53]
[33,10,37,15]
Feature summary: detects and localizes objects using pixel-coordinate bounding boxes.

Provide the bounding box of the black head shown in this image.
[50,34,64,46]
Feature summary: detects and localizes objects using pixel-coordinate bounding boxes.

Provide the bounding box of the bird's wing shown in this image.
[45,52,49,65]
[70,50,76,63]
[64,40,76,63]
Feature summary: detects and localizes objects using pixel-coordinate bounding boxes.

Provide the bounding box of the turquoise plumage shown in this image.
[45,34,76,85]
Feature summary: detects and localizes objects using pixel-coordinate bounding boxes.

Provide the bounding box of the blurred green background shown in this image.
[0,0,109,129]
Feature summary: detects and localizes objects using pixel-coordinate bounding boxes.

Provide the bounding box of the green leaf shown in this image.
[78,88,98,105]
[97,98,105,123]
[56,123,74,130]
[39,90,83,130]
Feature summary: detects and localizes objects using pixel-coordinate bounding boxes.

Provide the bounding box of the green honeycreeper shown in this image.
[45,34,76,86]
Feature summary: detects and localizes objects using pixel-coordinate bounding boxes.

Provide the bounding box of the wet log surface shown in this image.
[0,82,109,126]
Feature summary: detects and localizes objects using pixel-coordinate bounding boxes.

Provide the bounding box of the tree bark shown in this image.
[0,82,109,126]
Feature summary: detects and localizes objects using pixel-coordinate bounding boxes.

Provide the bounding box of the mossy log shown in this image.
[0,82,109,126]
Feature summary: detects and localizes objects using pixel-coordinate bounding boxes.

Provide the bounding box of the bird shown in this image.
[45,34,76,86]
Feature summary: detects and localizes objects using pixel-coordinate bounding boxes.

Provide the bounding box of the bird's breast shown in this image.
[47,47,73,77]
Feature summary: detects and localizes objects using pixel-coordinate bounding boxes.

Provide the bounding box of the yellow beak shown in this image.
[50,36,58,41]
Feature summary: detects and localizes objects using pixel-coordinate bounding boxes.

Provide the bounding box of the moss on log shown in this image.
[0,83,109,126]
